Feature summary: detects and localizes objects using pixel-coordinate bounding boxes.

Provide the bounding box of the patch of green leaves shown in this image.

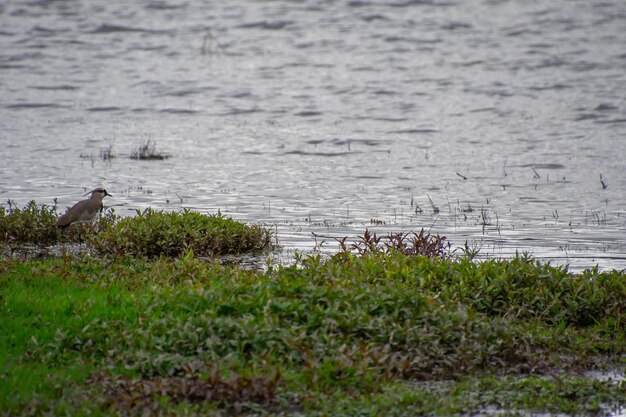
[1,250,625,416]
[0,201,273,258]
[425,254,626,328]
[89,208,273,258]
[0,200,60,247]
[312,247,626,329]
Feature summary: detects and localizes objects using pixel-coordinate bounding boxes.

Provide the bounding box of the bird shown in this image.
[56,188,112,228]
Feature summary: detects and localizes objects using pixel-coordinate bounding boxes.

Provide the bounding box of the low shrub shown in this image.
[335,228,452,259]
[0,201,273,258]
[88,208,273,258]
[0,200,60,246]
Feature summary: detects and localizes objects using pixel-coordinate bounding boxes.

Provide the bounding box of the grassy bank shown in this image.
[1,249,625,416]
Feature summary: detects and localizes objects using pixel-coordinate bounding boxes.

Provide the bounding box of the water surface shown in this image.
[1,0,625,270]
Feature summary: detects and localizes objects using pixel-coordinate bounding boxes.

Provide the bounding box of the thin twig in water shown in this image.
[426,194,439,214]
[201,29,225,56]
[532,167,540,179]
[600,174,608,189]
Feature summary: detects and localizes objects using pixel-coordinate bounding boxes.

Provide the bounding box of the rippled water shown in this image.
[1,0,625,270]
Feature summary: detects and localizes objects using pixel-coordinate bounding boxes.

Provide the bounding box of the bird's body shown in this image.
[56,188,111,228]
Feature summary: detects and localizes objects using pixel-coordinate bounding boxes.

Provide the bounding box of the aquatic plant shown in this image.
[130,139,170,160]
[99,144,115,161]
[78,144,116,164]
[335,228,451,259]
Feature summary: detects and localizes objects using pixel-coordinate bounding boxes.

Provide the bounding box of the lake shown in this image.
[1,0,625,270]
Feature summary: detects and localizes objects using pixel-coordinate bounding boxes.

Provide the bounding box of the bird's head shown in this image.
[86,188,112,198]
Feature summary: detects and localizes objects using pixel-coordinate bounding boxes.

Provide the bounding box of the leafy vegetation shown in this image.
[0,200,61,247]
[335,228,452,259]
[334,248,625,329]
[0,201,273,258]
[89,208,273,258]
[1,204,624,415]
[1,249,624,416]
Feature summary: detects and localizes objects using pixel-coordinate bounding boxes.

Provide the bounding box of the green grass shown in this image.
[1,251,624,416]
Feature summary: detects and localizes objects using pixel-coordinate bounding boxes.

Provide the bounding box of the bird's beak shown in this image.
[105,191,112,197]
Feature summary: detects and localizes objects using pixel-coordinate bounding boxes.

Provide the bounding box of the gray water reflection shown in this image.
[1,0,625,271]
